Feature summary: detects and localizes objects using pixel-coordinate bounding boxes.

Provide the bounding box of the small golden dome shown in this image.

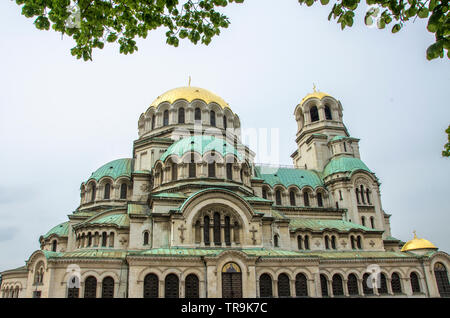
[300,91,331,104]
[150,86,230,109]
[401,232,437,252]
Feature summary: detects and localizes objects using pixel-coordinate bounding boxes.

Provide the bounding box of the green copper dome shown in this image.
[323,156,371,178]
[42,221,70,239]
[254,166,324,189]
[86,158,133,183]
[159,136,242,162]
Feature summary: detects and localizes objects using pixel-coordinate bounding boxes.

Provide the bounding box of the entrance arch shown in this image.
[222,262,242,298]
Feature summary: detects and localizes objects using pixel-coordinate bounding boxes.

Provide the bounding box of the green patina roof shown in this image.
[243,196,272,203]
[159,135,242,163]
[254,166,324,189]
[322,156,371,178]
[152,192,187,199]
[43,221,70,239]
[330,135,347,142]
[86,158,133,183]
[289,218,379,232]
[87,213,130,227]
[49,249,127,260]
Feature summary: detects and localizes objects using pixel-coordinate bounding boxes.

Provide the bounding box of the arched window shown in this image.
[410,272,421,294]
[362,273,373,295]
[366,188,371,205]
[172,163,178,181]
[370,217,375,229]
[303,192,310,207]
[34,261,44,285]
[213,212,221,245]
[274,235,279,248]
[360,185,365,204]
[317,192,323,207]
[233,221,240,243]
[104,183,111,199]
[91,184,96,202]
[120,183,127,199]
[275,189,282,205]
[52,240,57,252]
[165,274,179,298]
[331,236,336,250]
[189,154,196,178]
[67,276,80,298]
[101,232,107,247]
[208,162,216,178]
[185,274,199,298]
[109,232,114,247]
[143,231,149,245]
[204,216,210,245]
[102,277,114,298]
[297,235,303,250]
[351,236,356,249]
[143,273,159,298]
[324,105,332,120]
[361,216,366,227]
[259,274,273,298]
[163,110,169,126]
[210,111,216,126]
[84,276,97,298]
[151,115,155,129]
[343,142,347,152]
[310,106,319,122]
[295,273,308,297]
[355,188,360,204]
[223,115,227,130]
[262,188,267,199]
[357,236,362,249]
[226,163,233,180]
[224,216,231,246]
[178,107,185,124]
[434,262,450,297]
[391,273,402,294]
[332,274,344,296]
[88,232,92,246]
[347,274,359,296]
[304,235,310,250]
[289,190,296,206]
[194,107,201,121]
[378,273,388,295]
[320,274,329,297]
[324,236,330,250]
[278,274,290,297]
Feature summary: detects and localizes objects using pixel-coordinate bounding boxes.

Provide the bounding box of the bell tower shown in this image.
[291,88,352,171]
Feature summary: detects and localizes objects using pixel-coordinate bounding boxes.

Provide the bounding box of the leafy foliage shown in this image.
[15,0,243,61]
[443,125,450,157]
[298,0,449,60]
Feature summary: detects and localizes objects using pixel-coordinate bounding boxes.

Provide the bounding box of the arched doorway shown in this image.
[434,262,450,297]
[222,262,242,298]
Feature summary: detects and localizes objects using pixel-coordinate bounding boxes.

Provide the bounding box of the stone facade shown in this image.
[1,86,449,298]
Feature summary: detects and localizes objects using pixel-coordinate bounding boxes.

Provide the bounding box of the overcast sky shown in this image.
[0,1,449,272]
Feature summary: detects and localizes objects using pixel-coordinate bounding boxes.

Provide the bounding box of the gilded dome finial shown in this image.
[313,83,317,93]
[188,75,191,87]
[413,230,417,239]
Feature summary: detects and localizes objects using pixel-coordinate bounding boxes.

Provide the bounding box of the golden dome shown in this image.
[401,232,437,252]
[150,86,230,109]
[300,91,331,104]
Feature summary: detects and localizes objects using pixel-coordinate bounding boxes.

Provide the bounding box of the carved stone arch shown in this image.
[172,99,189,110]
[97,271,120,283]
[209,102,223,115]
[302,99,320,113]
[164,154,181,165]
[81,270,102,281]
[292,269,313,280]
[181,268,204,281]
[274,268,294,281]
[318,270,333,281]
[180,151,202,164]
[137,268,164,282]
[203,150,224,164]
[257,269,277,281]
[233,114,241,129]
[26,250,47,271]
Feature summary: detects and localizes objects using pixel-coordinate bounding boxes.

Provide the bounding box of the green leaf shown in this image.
[418,8,429,19]
[320,0,330,5]
[365,16,374,26]
[392,23,401,33]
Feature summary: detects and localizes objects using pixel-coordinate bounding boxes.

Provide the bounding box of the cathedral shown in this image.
[1,86,449,298]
